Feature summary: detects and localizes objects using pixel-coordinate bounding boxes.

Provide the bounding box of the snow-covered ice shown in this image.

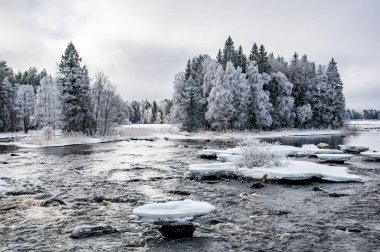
[338,145,369,153]
[316,154,354,162]
[360,151,380,161]
[216,153,241,162]
[186,160,361,182]
[133,199,216,224]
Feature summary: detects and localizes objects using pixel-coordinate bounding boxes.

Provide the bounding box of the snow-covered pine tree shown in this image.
[249,43,259,64]
[58,42,96,135]
[266,72,294,129]
[35,76,62,130]
[15,85,35,133]
[326,58,345,128]
[245,60,273,129]
[216,49,223,65]
[236,45,247,73]
[257,45,271,74]
[313,65,336,128]
[222,36,237,69]
[171,56,209,131]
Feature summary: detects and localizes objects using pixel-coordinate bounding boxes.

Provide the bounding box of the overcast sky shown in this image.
[0,0,379,110]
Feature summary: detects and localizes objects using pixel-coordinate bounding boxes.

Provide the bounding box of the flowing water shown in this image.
[0,122,379,251]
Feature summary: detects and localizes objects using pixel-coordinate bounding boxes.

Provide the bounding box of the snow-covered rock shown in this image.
[317,143,330,149]
[185,161,361,182]
[133,199,216,224]
[338,145,369,154]
[316,154,354,162]
[360,151,380,161]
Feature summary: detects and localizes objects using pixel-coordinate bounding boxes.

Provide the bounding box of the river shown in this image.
[0,121,379,251]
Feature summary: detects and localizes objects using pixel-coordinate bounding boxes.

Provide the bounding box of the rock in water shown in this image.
[159,224,195,239]
[70,224,117,239]
[317,143,330,149]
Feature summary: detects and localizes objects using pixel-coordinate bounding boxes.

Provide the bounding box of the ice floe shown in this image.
[133,199,216,224]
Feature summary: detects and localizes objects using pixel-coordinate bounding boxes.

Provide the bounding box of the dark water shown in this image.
[0,127,379,251]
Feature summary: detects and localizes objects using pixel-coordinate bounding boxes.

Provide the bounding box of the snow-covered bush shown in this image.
[42,126,55,140]
[236,138,287,168]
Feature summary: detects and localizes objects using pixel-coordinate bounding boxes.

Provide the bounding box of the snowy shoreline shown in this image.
[0,124,345,149]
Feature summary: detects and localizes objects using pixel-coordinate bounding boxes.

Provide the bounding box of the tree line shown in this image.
[0,42,171,135]
[346,109,380,120]
[171,36,346,131]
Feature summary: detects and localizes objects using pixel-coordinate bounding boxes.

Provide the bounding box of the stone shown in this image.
[159,224,195,239]
[40,198,66,207]
[317,143,330,149]
[250,183,265,189]
[70,224,117,239]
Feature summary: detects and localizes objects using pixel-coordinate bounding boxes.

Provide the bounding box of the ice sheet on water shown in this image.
[133,199,216,224]
[186,160,361,182]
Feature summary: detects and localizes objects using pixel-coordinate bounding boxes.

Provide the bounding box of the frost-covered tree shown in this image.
[15,85,35,133]
[206,61,241,130]
[296,104,312,126]
[35,76,62,129]
[246,60,272,129]
[312,66,336,128]
[91,72,127,135]
[58,42,95,135]
[326,58,345,128]
[266,72,294,128]
[171,56,208,131]
[268,53,288,73]
[0,60,17,132]
[257,45,271,74]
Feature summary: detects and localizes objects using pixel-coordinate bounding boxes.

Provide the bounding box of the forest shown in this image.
[171,36,346,131]
[0,42,171,135]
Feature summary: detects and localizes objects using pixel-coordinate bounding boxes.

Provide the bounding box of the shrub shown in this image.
[236,138,287,168]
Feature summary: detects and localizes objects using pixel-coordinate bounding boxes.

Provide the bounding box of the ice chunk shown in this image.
[0,179,7,193]
[316,154,354,162]
[133,199,216,224]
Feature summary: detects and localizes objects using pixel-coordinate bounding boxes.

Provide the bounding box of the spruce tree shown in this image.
[249,43,259,63]
[58,42,95,135]
[236,45,247,73]
[326,58,345,127]
[258,45,271,73]
[216,49,223,65]
[222,36,237,69]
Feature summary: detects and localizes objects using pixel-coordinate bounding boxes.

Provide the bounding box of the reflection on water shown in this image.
[0,145,19,154]
[260,134,344,149]
[39,144,95,157]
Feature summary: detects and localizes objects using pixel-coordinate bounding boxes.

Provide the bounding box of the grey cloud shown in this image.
[0,0,379,109]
